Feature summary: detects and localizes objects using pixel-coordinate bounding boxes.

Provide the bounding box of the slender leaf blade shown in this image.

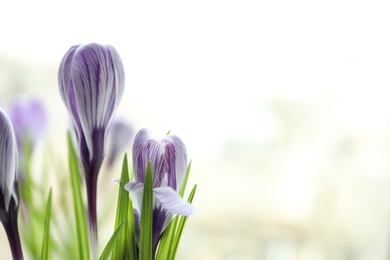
[169,184,197,260]
[41,188,52,260]
[127,197,137,260]
[156,160,192,259]
[67,131,90,260]
[112,154,130,260]
[139,161,153,260]
[155,216,179,260]
[99,221,125,260]
[179,160,192,197]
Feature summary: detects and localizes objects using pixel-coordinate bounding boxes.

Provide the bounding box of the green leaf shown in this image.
[127,197,137,260]
[112,154,130,260]
[41,188,52,260]
[139,161,153,260]
[112,154,137,259]
[155,216,179,260]
[99,221,125,260]
[179,160,192,197]
[20,135,33,205]
[156,160,192,260]
[169,184,197,260]
[19,136,40,258]
[67,131,90,260]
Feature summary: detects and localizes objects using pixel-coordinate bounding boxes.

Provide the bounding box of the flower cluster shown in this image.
[0,43,197,259]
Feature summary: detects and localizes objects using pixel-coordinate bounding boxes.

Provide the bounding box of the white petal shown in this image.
[154,186,196,216]
[124,181,144,214]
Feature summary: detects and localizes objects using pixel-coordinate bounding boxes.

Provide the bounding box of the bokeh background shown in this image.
[1,1,390,259]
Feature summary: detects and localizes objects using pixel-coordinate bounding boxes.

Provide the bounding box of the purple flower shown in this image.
[125,129,196,253]
[58,43,125,247]
[0,108,24,259]
[8,98,47,153]
[107,117,134,167]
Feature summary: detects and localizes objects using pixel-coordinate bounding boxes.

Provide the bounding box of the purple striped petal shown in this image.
[164,135,187,190]
[132,129,165,184]
[154,186,196,216]
[58,45,82,135]
[0,108,18,211]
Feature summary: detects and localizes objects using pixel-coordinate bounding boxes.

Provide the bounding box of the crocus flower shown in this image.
[0,108,24,260]
[58,43,125,249]
[106,117,134,167]
[8,98,47,153]
[125,129,196,255]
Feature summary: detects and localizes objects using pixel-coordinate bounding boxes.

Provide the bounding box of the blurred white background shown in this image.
[2,0,390,259]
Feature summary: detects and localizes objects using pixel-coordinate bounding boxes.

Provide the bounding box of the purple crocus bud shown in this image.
[125,129,196,254]
[106,117,134,167]
[0,108,24,260]
[58,43,125,176]
[8,98,47,153]
[58,43,125,251]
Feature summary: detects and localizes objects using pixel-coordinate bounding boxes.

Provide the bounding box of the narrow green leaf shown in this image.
[155,216,179,260]
[139,161,153,260]
[156,160,192,260]
[20,136,33,205]
[67,131,90,260]
[99,221,125,260]
[127,198,137,260]
[41,188,52,260]
[19,136,40,258]
[169,185,197,260]
[112,154,130,260]
[179,160,192,197]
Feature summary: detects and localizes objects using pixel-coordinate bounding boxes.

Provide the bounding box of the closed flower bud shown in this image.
[58,43,125,176]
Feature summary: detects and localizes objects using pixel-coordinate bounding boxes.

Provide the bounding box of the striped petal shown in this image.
[132,129,165,184]
[154,186,196,216]
[164,135,187,190]
[58,45,82,135]
[0,108,18,211]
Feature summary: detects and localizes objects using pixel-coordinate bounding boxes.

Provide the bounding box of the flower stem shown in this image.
[86,171,98,259]
[2,210,24,260]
